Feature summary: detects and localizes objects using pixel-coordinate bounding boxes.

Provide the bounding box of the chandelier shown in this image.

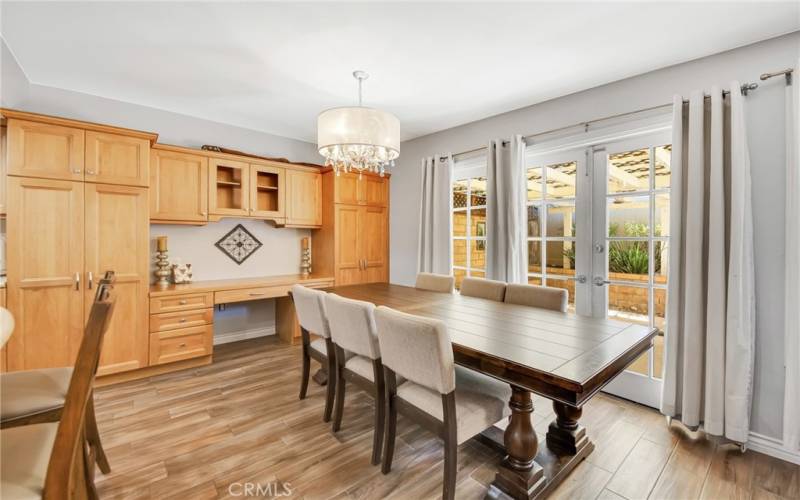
[317,71,400,177]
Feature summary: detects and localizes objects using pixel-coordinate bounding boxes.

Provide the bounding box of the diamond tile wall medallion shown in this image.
[215,224,263,264]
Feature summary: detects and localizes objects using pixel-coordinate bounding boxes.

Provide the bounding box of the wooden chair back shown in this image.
[43,275,116,498]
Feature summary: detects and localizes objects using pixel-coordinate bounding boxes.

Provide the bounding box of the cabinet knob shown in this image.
[178,343,187,348]
[179,318,187,323]
[73,169,82,174]
[179,300,188,305]
[86,170,96,175]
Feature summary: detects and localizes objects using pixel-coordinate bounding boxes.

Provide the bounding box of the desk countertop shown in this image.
[149,274,334,297]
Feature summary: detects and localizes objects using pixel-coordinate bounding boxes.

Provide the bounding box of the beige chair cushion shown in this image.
[0,307,14,348]
[504,283,568,312]
[291,285,331,338]
[325,294,380,360]
[1,422,58,500]
[0,367,72,421]
[375,306,455,395]
[397,366,511,444]
[345,355,375,381]
[415,273,454,293]
[310,338,327,356]
[459,277,506,302]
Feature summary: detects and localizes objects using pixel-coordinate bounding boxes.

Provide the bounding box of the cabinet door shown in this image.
[361,206,389,283]
[6,177,84,370]
[286,170,321,226]
[334,172,361,205]
[85,131,150,187]
[362,175,389,207]
[7,119,84,181]
[209,157,249,217]
[85,183,149,376]
[150,149,208,223]
[335,204,363,285]
[250,165,285,219]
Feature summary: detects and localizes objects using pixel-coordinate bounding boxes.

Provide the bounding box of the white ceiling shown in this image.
[1,2,798,143]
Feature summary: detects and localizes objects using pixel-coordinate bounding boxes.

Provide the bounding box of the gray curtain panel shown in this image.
[486,136,527,284]
[417,155,453,275]
[660,84,756,444]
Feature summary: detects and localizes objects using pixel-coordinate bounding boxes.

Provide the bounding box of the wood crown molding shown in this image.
[0,108,159,144]
[153,143,323,173]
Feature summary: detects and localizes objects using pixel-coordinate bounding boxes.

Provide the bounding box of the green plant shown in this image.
[560,221,663,275]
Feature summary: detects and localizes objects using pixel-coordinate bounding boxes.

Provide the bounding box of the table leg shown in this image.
[488,386,546,499]
[546,402,589,454]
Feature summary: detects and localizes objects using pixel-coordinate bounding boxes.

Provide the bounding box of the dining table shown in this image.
[325,283,658,500]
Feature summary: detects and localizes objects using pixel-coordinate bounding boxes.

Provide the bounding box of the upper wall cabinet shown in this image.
[250,164,285,221]
[334,172,389,207]
[7,119,85,181]
[150,148,208,224]
[85,131,150,187]
[209,157,250,219]
[285,169,322,227]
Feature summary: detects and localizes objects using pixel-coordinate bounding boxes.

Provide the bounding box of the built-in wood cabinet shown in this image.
[6,176,86,370]
[286,169,322,227]
[1,122,7,216]
[85,183,149,376]
[7,119,85,182]
[315,170,390,286]
[150,148,208,224]
[0,288,6,372]
[85,131,150,187]
[209,157,250,219]
[249,164,285,220]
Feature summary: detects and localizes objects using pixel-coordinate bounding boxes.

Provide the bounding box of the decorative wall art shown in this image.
[215,224,263,264]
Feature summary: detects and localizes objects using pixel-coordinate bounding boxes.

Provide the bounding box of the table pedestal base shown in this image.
[482,395,594,500]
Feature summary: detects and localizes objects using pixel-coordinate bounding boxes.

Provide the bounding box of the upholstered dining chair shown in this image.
[291,284,337,423]
[504,283,569,312]
[325,293,387,465]
[0,271,116,478]
[414,272,455,293]
[375,306,511,500]
[0,279,116,499]
[459,276,506,302]
[0,307,14,348]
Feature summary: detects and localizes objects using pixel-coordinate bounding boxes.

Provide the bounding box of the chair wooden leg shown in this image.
[299,346,311,400]
[371,360,385,466]
[81,429,99,500]
[442,391,458,500]
[381,371,398,474]
[331,350,346,431]
[85,395,111,474]
[323,353,337,423]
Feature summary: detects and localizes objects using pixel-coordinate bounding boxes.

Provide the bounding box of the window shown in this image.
[452,176,487,289]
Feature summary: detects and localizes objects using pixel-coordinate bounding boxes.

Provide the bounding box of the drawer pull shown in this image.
[179,300,188,305]
[179,318,187,323]
[249,292,266,296]
[178,343,187,348]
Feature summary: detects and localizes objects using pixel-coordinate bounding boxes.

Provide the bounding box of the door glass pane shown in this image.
[454,268,467,290]
[546,202,576,237]
[527,167,543,200]
[528,276,542,285]
[470,270,485,278]
[528,240,541,274]
[654,193,670,237]
[545,161,577,199]
[653,334,665,379]
[453,210,467,237]
[608,240,650,280]
[608,284,649,326]
[545,240,575,277]
[654,241,669,281]
[470,177,487,206]
[470,208,487,237]
[453,239,467,267]
[654,145,671,189]
[608,195,650,236]
[470,239,486,271]
[628,350,650,377]
[608,148,650,194]
[527,204,541,237]
[453,180,468,209]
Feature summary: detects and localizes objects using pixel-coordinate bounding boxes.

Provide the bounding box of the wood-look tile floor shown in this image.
[94,337,799,500]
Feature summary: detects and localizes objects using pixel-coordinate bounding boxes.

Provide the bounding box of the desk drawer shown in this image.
[150,292,214,313]
[149,325,213,366]
[150,308,213,332]
[214,285,291,304]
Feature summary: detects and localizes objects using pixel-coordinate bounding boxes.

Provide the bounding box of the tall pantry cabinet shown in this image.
[1,109,157,375]
[313,170,389,285]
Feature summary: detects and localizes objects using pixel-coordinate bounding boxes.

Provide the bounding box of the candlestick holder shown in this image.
[300,248,312,277]
[155,250,171,287]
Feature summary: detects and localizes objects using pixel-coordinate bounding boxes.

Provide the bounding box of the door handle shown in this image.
[87,271,93,289]
[74,272,81,290]
[593,277,611,287]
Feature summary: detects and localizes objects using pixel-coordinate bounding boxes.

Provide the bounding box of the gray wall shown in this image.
[392,32,800,440]
[1,38,321,342]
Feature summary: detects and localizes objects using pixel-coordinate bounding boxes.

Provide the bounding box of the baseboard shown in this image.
[748,431,800,465]
[213,326,276,346]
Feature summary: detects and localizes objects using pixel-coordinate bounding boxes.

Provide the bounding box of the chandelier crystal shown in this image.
[317,71,400,177]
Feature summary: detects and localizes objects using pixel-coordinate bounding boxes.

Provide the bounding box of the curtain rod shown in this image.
[445,77,772,161]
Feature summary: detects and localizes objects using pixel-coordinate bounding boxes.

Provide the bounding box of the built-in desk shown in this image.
[97,274,333,386]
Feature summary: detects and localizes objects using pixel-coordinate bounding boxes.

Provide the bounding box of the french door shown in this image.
[526,129,671,408]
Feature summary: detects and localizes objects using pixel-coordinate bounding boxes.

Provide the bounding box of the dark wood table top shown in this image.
[326,283,658,406]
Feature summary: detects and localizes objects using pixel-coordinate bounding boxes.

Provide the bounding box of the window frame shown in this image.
[451,158,488,286]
